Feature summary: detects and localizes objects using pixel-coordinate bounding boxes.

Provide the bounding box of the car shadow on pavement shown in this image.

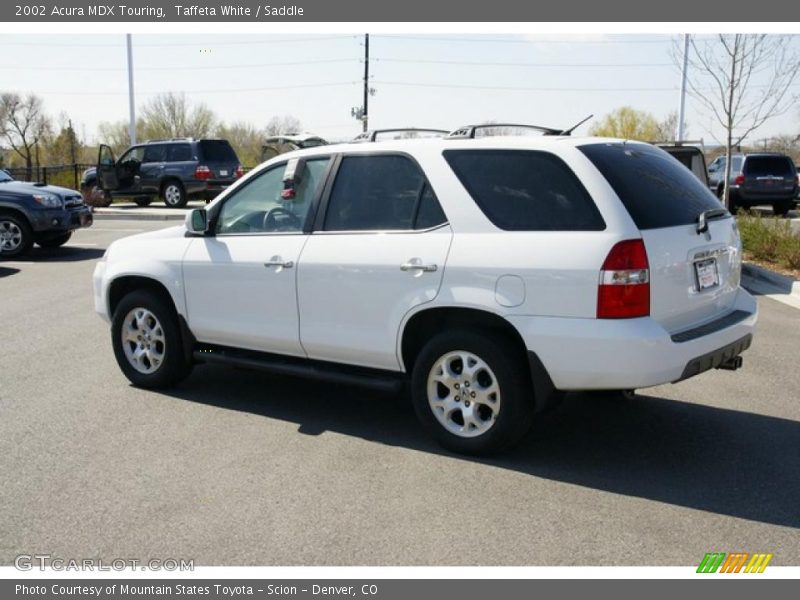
[160,365,800,529]
[0,266,20,277]
[12,247,105,262]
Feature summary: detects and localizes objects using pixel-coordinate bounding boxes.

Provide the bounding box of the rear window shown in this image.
[744,156,794,176]
[579,143,722,230]
[199,140,238,162]
[443,150,605,231]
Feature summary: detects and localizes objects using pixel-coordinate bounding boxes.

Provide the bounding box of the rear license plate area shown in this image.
[695,258,719,291]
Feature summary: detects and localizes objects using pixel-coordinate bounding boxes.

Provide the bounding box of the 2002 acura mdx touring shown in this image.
[93,126,757,455]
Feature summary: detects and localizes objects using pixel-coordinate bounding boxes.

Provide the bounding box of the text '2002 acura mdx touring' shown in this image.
[93,127,757,455]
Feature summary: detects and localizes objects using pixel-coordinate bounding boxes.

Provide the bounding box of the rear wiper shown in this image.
[696,208,728,235]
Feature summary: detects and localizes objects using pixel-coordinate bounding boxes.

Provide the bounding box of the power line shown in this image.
[374,58,674,68]
[0,58,358,72]
[371,35,676,44]
[0,35,357,48]
[374,80,679,92]
[30,81,360,96]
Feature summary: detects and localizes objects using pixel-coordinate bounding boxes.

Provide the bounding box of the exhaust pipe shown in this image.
[717,356,743,371]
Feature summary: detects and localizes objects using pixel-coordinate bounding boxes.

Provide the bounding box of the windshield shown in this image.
[0,170,14,182]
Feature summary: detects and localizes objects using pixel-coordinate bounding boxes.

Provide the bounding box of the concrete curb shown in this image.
[742,262,800,300]
[91,208,189,221]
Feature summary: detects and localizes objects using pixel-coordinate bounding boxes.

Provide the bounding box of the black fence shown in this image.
[3,163,94,190]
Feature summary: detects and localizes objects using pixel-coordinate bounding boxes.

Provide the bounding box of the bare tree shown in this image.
[0,92,50,179]
[216,121,263,167]
[265,115,303,136]
[681,34,800,209]
[139,92,217,140]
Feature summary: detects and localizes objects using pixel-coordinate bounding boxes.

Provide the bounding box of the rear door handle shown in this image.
[400,260,437,273]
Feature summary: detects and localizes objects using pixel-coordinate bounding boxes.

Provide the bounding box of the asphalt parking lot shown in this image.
[1,219,799,566]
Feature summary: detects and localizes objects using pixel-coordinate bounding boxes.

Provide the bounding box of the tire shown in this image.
[410,330,534,456]
[36,232,72,248]
[161,180,187,208]
[134,196,153,207]
[773,199,794,217]
[111,289,193,389]
[0,213,33,258]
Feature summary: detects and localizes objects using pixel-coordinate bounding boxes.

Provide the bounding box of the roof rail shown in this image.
[352,128,450,143]
[447,123,563,139]
[143,137,195,143]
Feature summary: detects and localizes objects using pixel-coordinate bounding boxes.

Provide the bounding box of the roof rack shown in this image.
[143,137,195,143]
[352,128,450,143]
[447,123,563,139]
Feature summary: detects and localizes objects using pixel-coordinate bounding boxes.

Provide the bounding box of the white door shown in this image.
[298,154,452,371]
[183,157,332,356]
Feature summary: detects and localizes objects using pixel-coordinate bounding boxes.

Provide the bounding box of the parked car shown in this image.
[0,169,92,257]
[707,153,797,216]
[94,126,757,455]
[83,138,243,208]
[261,133,328,162]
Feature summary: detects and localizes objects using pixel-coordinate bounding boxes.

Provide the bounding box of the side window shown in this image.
[143,145,167,163]
[444,149,605,231]
[168,144,193,162]
[414,184,447,229]
[216,157,330,235]
[324,155,426,231]
[119,146,144,164]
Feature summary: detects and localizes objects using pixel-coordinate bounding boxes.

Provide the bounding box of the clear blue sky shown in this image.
[2,33,798,144]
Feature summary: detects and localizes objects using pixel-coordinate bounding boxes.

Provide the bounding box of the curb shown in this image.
[742,262,800,299]
[91,209,189,221]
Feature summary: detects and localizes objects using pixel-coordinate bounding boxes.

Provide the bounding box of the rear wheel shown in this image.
[36,232,72,248]
[410,330,534,455]
[161,181,187,208]
[0,213,33,258]
[111,290,193,388]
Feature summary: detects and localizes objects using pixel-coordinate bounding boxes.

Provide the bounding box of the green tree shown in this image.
[589,106,661,141]
[216,121,263,167]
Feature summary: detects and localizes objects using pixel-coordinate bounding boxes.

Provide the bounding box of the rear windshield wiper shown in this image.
[696,208,729,235]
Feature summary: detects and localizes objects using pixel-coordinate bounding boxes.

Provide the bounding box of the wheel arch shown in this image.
[0,204,32,225]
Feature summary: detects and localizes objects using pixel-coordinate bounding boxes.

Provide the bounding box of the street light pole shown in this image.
[126,34,136,145]
[677,33,689,141]
[362,33,369,132]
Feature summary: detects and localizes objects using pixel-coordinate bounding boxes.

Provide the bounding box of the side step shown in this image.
[192,345,406,394]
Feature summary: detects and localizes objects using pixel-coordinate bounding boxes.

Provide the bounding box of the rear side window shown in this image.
[443,150,605,231]
[199,140,238,162]
[744,156,794,176]
[580,143,722,230]
[324,155,445,231]
[168,143,193,161]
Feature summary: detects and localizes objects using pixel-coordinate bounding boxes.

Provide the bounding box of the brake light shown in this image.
[195,165,212,180]
[597,239,650,319]
[235,165,244,179]
[734,173,745,186]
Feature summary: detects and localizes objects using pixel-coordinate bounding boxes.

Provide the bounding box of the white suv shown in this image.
[93,128,757,455]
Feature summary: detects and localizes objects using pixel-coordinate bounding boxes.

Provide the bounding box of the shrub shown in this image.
[737,212,800,272]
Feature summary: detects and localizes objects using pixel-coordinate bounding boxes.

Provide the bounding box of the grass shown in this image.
[737,212,800,274]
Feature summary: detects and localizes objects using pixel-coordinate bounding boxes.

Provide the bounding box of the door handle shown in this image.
[400,261,437,273]
[264,258,294,269]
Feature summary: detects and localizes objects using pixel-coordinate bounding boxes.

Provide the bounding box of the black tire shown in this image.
[410,330,534,456]
[36,232,72,248]
[0,212,33,258]
[773,199,794,217]
[111,289,193,389]
[161,180,187,208]
[134,196,153,207]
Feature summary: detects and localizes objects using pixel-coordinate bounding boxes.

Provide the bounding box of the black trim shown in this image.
[526,351,560,413]
[676,334,752,382]
[670,310,751,343]
[193,344,406,393]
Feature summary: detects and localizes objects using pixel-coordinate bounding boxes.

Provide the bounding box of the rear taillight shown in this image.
[235,165,244,179]
[734,173,745,186]
[195,165,212,180]
[597,239,650,319]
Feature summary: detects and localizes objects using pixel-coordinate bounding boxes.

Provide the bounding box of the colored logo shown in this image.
[697,552,773,573]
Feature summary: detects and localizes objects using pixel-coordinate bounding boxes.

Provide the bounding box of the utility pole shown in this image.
[68,119,76,164]
[362,33,369,132]
[677,33,689,141]
[126,34,136,145]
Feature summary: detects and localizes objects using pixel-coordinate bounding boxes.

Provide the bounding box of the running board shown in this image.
[192,345,406,393]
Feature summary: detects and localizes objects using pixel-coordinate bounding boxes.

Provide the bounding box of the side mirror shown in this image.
[186,208,208,234]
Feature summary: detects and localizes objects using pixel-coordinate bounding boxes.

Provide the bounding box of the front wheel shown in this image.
[161,181,187,208]
[111,290,193,388]
[0,213,33,258]
[36,232,72,248]
[410,330,534,455]
[134,196,153,207]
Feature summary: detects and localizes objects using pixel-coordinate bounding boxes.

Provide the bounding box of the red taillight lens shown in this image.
[734,173,745,186]
[235,165,244,179]
[597,239,650,319]
[195,165,211,180]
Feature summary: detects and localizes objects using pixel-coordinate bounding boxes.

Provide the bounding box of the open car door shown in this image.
[97,144,119,191]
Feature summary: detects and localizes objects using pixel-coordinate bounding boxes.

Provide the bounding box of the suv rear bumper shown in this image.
[507,288,758,391]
